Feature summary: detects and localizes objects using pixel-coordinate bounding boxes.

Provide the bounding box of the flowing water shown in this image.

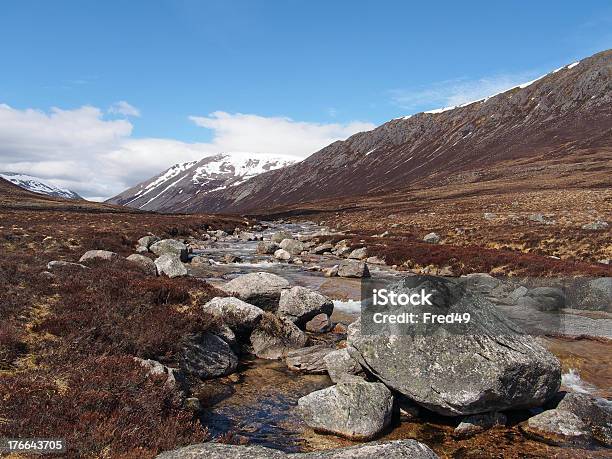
[188,221,611,457]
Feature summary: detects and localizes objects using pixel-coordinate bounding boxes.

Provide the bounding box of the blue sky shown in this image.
[0,0,610,198]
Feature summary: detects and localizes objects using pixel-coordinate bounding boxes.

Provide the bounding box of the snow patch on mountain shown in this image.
[0,172,82,199]
[109,152,297,211]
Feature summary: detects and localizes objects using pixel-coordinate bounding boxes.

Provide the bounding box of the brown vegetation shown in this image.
[0,204,246,458]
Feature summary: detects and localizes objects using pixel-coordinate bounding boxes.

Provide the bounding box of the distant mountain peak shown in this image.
[0,172,82,200]
[108,152,297,211]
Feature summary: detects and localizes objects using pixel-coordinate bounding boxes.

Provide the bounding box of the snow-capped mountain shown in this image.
[0,172,82,200]
[107,152,297,212]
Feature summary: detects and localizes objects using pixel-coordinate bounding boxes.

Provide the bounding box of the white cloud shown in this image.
[0,104,373,200]
[189,111,374,157]
[108,100,141,117]
[390,72,537,112]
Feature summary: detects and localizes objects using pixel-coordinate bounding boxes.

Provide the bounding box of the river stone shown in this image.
[298,381,393,440]
[155,440,438,459]
[521,409,593,446]
[137,235,159,249]
[453,412,507,439]
[285,345,334,373]
[348,247,368,260]
[256,241,279,254]
[324,348,365,383]
[274,248,292,261]
[277,286,334,327]
[271,230,293,243]
[178,333,238,379]
[347,277,561,416]
[79,250,119,263]
[126,254,157,275]
[337,261,370,278]
[156,443,286,459]
[556,392,612,446]
[135,357,181,389]
[250,315,308,359]
[279,238,305,255]
[154,254,188,278]
[312,242,334,254]
[220,272,290,310]
[324,265,339,277]
[296,440,439,458]
[305,313,332,333]
[150,239,189,262]
[202,297,264,333]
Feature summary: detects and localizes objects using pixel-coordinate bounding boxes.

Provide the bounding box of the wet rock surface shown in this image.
[178,333,238,379]
[250,315,308,359]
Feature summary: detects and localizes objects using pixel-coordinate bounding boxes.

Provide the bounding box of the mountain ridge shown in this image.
[169,49,611,214]
[0,172,82,200]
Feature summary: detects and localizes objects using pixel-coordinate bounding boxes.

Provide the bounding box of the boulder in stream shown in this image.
[126,254,157,275]
[285,345,334,373]
[298,381,393,440]
[256,241,279,254]
[279,238,305,255]
[347,277,561,416]
[220,272,290,310]
[178,333,238,379]
[150,239,189,262]
[202,297,264,333]
[271,230,293,243]
[250,314,308,359]
[337,260,370,278]
[277,286,334,327]
[154,254,188,278]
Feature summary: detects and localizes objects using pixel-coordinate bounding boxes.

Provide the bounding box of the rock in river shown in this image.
[298,381,394,440]
[277,286,334,327]
[324,348,365,383]
[250,314,307,359]
[220,272,290,310]
[285,345,334,374]
[279,238,305,255]
[347,277,561,416]
[256,241,279,254]
[178,333,238,380]
[337,260,370,278]
[156,440,439,458]
[520,409,593,446]
[271,230,293,243]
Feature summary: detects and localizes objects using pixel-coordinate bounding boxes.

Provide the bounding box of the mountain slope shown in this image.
[107,152,296,212]
[0,172,82,200]
[176,49,611,214]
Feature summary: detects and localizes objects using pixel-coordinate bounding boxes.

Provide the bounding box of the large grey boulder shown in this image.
[79,250,119,263]
[285,345,334,374]
[347,277,561,416]
[521,409,592,446]
[271,230,293,243]
[423,232,441,244]
[296,440,439,458]
[298,381,393,440]
[250,315,308,359]
[323,348,365,383]
[279,238,305,255]
[312,242,333,254]
[126,254,157,275]
[201,297,264,333]
[337,261,370,278]
[178,333,238,380]
[154,254,188,278]
[277,286,334,327]
[155,440,438,459]
[256,241,279,254]
[220,272,290,310]
[150,239,189,262]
